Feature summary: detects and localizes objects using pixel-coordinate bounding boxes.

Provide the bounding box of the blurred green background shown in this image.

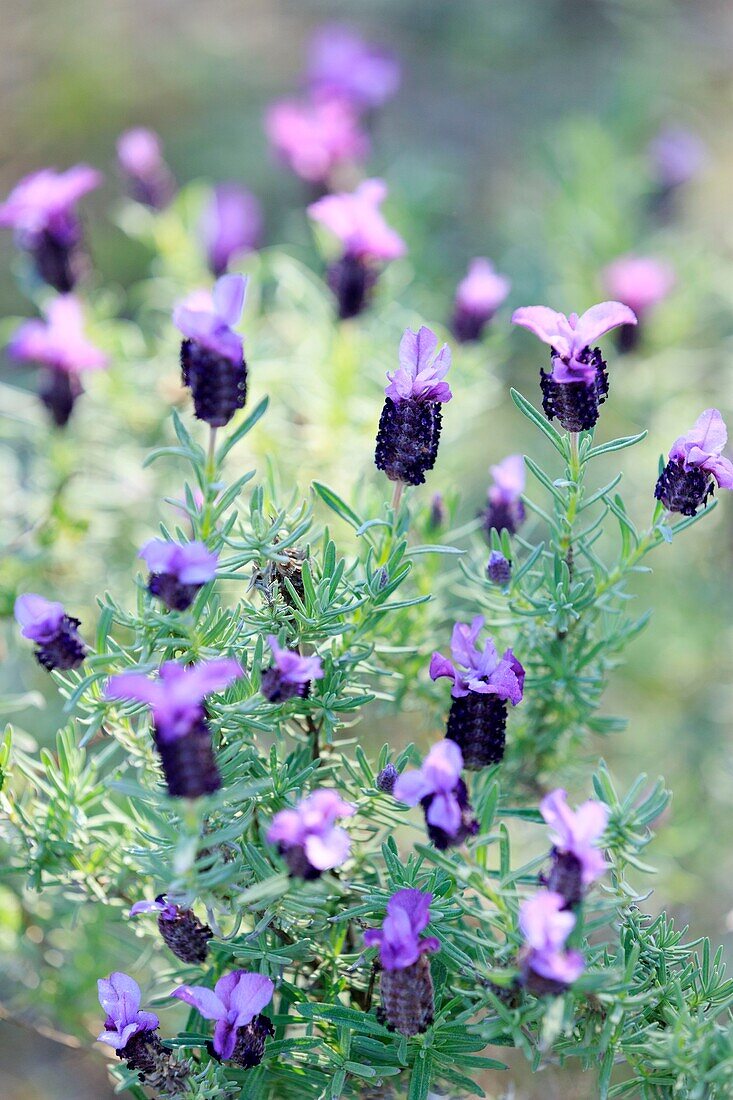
[2,1,733,1096]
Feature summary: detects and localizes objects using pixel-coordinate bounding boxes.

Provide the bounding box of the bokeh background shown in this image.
[2,0,733,1096]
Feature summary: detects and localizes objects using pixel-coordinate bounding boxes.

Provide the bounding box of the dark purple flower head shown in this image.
[0,165,101,239]
[668,409,733,490]
[393,739,470,840]
[139,539,218,585]
[429,616,525,703]
[172,971,274,1061]
[267,789,356,874]
[603,255,675,318]
[14,594,66,643]
[9,296,108,375]
[308,179,406,263]
[512,302,637,384]
[130,895,178,921]
[200,183,262,277]
[519,890,584,988]
[97,972,159,1050]
[487,550,512,587]
[265,96,369,185]
[106,658,243,743]
[540,789,608,888]
[364,888,440,971]
[307,24,400,111]
[385,327,452,404]
[649,126,706,189]
[453,258,511,340]
[173,274,246,364]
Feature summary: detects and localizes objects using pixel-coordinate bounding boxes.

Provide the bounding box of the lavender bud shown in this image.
[379,954,435,1036]
[375,397,444,486]
[446,693,508,769]
[654,460,713,516]
[180,339,247,428]
[158,907,213,964]
[376,763,398,794]
[487,550,512,586]
[154,718,222,799]
[540,347,609,433]
[327,252,376,319]
[421,778,478,850]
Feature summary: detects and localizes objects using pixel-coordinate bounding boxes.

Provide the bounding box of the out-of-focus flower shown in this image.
[519,890,585,995]
[649,126,706,190]
[512,302,636,432]
[139,538,218,611]
[375,327,451,487]
[603,256,675,352]
[482,454,525,537]
[540,789,609,907]
[130,895,213,963]
[200,183,262,276]
[14,593,87,672]
[0,165,101,291]
[452,258,511,343]
[97,972,159,1050]
[260,635,324,703]
[116,128,175,209]
[172,971,274,1066]
[307,24,400,111]
[174,274,248,427]
[428,492,446,530]
[655,409,733,516]
[393,739,478,850]
[9,296,107,426]
[265,96,368,185]
[267,789,356,879]
[364,889,439,1036]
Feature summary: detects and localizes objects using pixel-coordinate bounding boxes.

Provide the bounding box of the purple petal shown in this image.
[106,672,162,708]
[172,984,226,1021]
[130,899,166,916]
[421,739,463,791]
[229,972,275,1026]
[425,792,462,836]
[428,651,457,684]
[490,455,525,501]
[512,306,572,358]
[392,769,433,806]
[213,1018,238,1060]
[97,972,141,1022]
[387,888,432,934]
[304,826,351,870]
[707,454,733,490]
[14,593,65,642]
[213,274,247,327]
[267,808,304,847]
[574,301,637,348]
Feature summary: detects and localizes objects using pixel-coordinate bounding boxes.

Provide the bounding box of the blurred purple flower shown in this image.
[307,24,400,111]
[200,183,262,277]
[452,258,511,342]
[483,454,526,537]
[265,96,368,185]
[267,789,356,878]
[393,739,477,848]
[174,274,246,364]
[429,616,524,703]
[656,408,733,515]
[540,789,608,889]
[260,635,324,703]
[384,327,452,403]
[649,126,706,189]
[9,296,107,374]
[97,972,159,1050]
[139,539,218,610]
[172,971,274,1061]
[308,179,405,262]
[519,890,585,991]
[364,888,440,971]
[603,256,675,318]
[512,302,637,385]
[117,128,175,209]
[14,593,87,672]
[130,896,178,920]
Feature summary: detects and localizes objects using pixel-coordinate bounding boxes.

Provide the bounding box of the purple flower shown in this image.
[130,896,178,920]
[512,302,637,385]
[452,258,511,342]
[540,789,608,889]
[308,179,406,263]
[173,274,246,365]
[9,296,108,374]
[656,409,733,515]
[14,593,87,672]
[267,789,356,878]
[131,895,213,963]
[200,183,262,277]
[116,128,175,210]
[519,890,585,990]
[106,658,242,743]
[265,96,369,186]
[260,635,324,703]
[364,888,440,971]
[429,616,524,703]
[603,256,675,318]
[139,539,218,584]
[393,740,477,848]
[482,455,526,538]
[649,126,706,189]
[307,24,400,111]
[0,165,101,238]
[97,972,159,1050]
[385,327,452,404]
[172,971,274,1062]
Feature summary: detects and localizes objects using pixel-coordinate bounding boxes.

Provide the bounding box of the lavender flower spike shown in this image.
[15,593,87,672]
[174,274,248,427]
[452,258,511,343]
[512,302,637,432]
[9,296,108,426]
[519,890,585,996]
[393,739,478,850]
[172,971,274,1067]
[0,165,101,292]
[140,538,218,611]
[540,789,609,908]
[130,895,213,964]
[117,128,175,210]
[308,179,405,319]
[483,454,525,537]
[429,616,525,769]
[260,635,324,703]
[200,183,262,276]
[307,24,401,112]
[364,889,439,1036]
[375,327,452,487]
[267,789,356,879]
[106,659,243,798]
[655,409,733,516]
[98,972,187,1090]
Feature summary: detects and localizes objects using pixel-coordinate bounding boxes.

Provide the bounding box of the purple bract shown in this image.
[14,593,66,644]
[265,97,368,185]
[130,896,178,920]
[540,789,609,887]
[384,327,452,403]
[267,789,356,872]
[308,179,406,262]
[173,274,246,364]
[519,890,585,986]
[9,296,108,374]
[429,616,525,703]
[364,888,440,971]
[603,256,675,317]
[200,183,262,277]
[97,972,159,1050]
[139,539,218,584]
[393,739,468,839]
[512,302,637,383]
[0,165,101,237]
[172,971,274,1061]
